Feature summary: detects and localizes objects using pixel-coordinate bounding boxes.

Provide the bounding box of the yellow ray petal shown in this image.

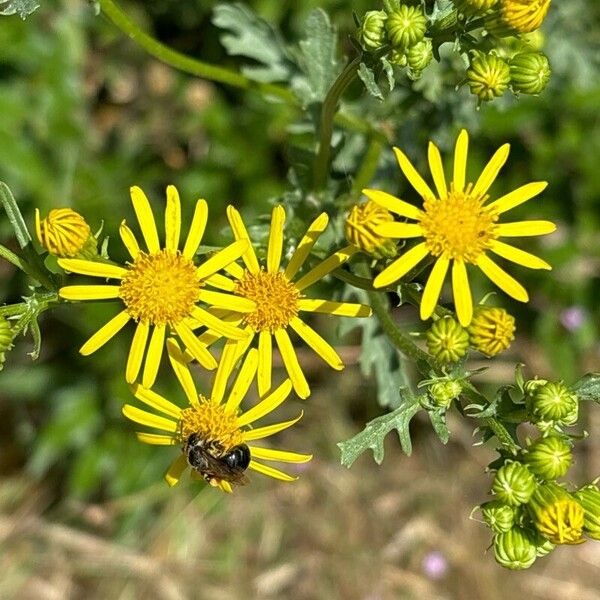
[165,454,188,487]
[182,199,208,259]
[217,480,233,493]
[197,289,255,313]
[453,129,469,193]
[248,447,312,463]
[495,220,556,237]
[257,330,272,397]
[119,220,140,260]
[142,323,165,388]
[130,186,160,253]
[237,379,293,426]
[79,310,131,355]
[476,254,529,302]
[225,348,259,413]
[294,245,358,292]
[130,382,182,418]
[126,321,150,384]
[196,239,249,281]
[226,205,260,274]
[136,432,176,445]
[284,212,329,280]
[362,189,421,220]
[472,143,510,197]
[486,181,548,214]
[419,256,449,321]
[173,322,217,370]
[374,222,423,239]
[267,205,285,273]
[490,240,551,270]
[289,317,343,370]
[393,147,436,199]
[59,285,120,301]
[165,185,181,252]
[211,336,252,404]
[166,338,199,407]
[297,299,372,318]
[249,460,297,482]
[373,242,429,288]
[223,261,246,280]
[122,404,178,433]
[204,273,236,291]
[34,208,42,245]
[192,306,248,340]
[58,258,127,280]
[242,412,304,441]
[274,329,310,399]
[452,260,473,326]
[428,141,447,199]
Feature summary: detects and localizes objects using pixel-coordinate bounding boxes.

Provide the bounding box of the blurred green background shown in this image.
[0,1,599,598]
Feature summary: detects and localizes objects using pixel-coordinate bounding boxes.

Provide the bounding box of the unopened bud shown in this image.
[0,315,14,369]
[509,52,551,95]
[345,201,398,259]
[466,52,511,102]
[526,381,579,427]
[493,527,537,570]
[386,5,427,50]
[573,484,600,541]
[425,317,469,364]
[468,306,515,357]
[406,38,433,78]
[492,461,536,506]
[35,208,97,259]
[428,380,462,409]
[453,0,498,16]
[523,435,573,481]
[358,10,388,52]
[481,500,516,534]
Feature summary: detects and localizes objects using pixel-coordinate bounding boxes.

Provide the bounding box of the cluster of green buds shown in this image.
[524,379,579,432]
[0,314,14,370]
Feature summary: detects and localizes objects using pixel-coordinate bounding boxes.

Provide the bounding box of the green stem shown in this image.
[0,244,56,291]
[351,137,383,198]
[313,55,363,190]
[98,0,298,104]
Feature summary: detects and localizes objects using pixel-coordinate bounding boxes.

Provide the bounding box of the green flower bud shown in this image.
[425,317,469,364]
[386,5,427,50]
[494,527,537,570]
[0,315,14,369]
[467,306,515,357]
[528,482,585,545]
[481,500,516,533]
[509,52,551,95]
[428,380,462,409]
[466,52,511,102]
[453,0,498,16]
[531,530,556,556]
[573,484,600,540]
[492,461,536,506]
[527,381,579,426]
[523,435,572,481]
[358,10,388,52]
[523,377,547,396]
[388,48,408,67]
[406,38,433,78]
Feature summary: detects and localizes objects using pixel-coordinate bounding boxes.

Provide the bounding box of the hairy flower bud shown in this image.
[481,500,516,534]
[428,380,462,408]
[528,482,585,545]
[386,5,427,50]
[0,315,14,369]
[406,38,433,78]
[467,306,515,357]
[466,53,511,102]
[35,208,97,259]
[345,201,397,259]
[573,484,600,541]
[494,527,537,570]
[358,10,388,52]
[526,381,579,427]
[509,52,551,95]
[425,317,469,364]
[523,436,572,481]
[492,461,536,506]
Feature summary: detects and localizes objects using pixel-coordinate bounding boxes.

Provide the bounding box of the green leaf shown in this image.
[338,394,421,467]
[0,0,39,19]
[572,373,600,403]
[212,3,292,83]
[428,409,450,444]
[291,9,340,105]
[0,181,32,249]
[357,62,383,100]
[381,56,395,92]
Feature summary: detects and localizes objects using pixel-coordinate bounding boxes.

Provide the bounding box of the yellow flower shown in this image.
[468,306,515,356]
[123,339,311,493]
[364,129,555,326]
[35,207,95,258]
[58,186,253,387]
[198,205,372,399]
[345,200,398,259]
[501,0,551,34]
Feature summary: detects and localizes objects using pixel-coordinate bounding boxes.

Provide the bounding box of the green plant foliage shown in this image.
[0,0,39,19]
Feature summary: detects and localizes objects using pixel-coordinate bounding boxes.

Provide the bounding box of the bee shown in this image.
[184,433,251,487]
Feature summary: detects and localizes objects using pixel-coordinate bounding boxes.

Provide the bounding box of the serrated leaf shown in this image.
[212,3,292,83]
[0,0,39,19]
[0,181,32,249]
[572,373,600,403]
[381,56,395,92]
[428,410,450,444]
[357,62,383,100]
[338,395,421,467]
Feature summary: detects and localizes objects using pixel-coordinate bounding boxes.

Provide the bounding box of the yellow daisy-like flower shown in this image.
[58,186,254,387]
[35,207,95,258]
[364,129,556,326]
[123,339,311,493]
[501,0,551,34]
[198,205,372,399]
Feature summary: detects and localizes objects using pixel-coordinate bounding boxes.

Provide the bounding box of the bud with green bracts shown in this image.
[530,529,555,557]
[523,377,547,396]
[453,0,498,16]
[428,380,462,409]
[385,5,427,50]
[509,52,551,95]
[0,315,14,369]
[492,461,536,506]
[494,527,537,570]
[523,435,573,481]
[406,38,433,78]
[573,484,600,540]
[358,10,388,52]
[466,52,511,102]
[527,482,585,545]
[481,500,516,534]
[526,381,579,426]
[425,317,469,364]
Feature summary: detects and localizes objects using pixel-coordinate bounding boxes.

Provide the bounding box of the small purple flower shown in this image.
[422,550,448,579]
[559,306,586,332]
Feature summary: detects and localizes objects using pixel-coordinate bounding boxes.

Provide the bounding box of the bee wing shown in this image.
[195,451,250,486]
